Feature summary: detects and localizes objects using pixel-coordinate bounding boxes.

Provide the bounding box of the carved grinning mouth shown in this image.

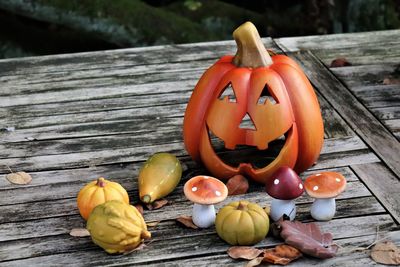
[207,125,291,169]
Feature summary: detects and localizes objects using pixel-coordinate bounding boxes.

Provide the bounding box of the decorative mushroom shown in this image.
[304,172,347,221]
[184,175,228,228]
[265,166,304,221]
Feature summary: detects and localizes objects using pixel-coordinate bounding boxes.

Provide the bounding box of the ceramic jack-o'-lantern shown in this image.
[183,22,324,184]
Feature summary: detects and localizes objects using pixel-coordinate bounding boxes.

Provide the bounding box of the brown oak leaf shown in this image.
[69,228,90,237]
[277,219,338,258]
[383,78,400,85]
[371,241,400,265]
[134,203,144,215]
[176,216,198,229]
[226,174,249,195]
[263,244,302,265]
[146,199,168,210]
[246,256,264,267]
[227,246,263,260]
[6,171,32,185]
[330,57,352,67]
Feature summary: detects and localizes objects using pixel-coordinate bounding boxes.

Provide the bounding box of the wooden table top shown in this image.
[0,29,399,266]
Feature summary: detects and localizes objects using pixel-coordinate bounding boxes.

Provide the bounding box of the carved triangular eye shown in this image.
[258,84,278,105]
[219,83,237,103]
[239,113,256,130]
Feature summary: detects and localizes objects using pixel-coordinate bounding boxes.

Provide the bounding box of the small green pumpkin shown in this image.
[215,201,269,245]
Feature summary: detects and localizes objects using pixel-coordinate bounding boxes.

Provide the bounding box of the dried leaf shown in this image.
[227,246,263,260]
[123,243,147,255]
[246,257,264,267]
[70,228,90,237]
[277,219,338,258]
[226,174,249,195]
[6,171,32,185]
[330,58,352,67]
[383,78,400,85]
[263,244,302,265]
[134,203,144,215]
[176,216,198,229]
[146,199,168,210]
[146,221,160,227]
[371,241,400,265]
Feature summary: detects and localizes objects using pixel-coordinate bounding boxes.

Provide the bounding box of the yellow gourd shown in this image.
[139,153,182,203]
[87,200,151,254]
[77,177,129,220]
[215,201,269,245]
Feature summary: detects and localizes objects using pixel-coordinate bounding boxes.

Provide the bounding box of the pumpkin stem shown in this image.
[96,177,106,187]
[232,21,273,68]
[237,201,247,210]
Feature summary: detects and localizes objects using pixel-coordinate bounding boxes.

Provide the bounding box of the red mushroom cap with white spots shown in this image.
[184,175,228,205]
[304,172,347,198]
[265,166,304,200]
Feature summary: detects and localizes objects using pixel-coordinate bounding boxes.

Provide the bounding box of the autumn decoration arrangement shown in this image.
[4,21,393,265]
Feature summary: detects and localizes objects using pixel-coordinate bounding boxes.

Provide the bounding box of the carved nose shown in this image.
[239,113,256,130]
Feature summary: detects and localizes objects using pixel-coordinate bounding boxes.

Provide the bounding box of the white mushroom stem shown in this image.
[192,203,216,228]
[270,198,296,221]
[310,198,336,221]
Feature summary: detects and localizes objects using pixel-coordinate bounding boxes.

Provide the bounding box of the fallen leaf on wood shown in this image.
[134,203,144,215]
[277,219,338,258]
[146,199,168,210]
[6,171,32,185]
[226,174,249,195]
[263,244,302,265]
[123,243,147,255]
[371,241,400,265]
[176,216,198,229]
[383,78,400,85]
[245,257,264,267]
[227,246,263,260]
[70,228,90,237]
[330,57,352,67]
[146,221,160,227]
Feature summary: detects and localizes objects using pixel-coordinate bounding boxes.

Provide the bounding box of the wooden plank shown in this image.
[0,215,395,264]
[144,231,400,267]
[0,138,378,175]
[0,94,354,144]
[330,63,398,88]
[352,162,400,223]
[0,196,385,243]
[383,119,400,139]
[290,51,400,179]
[0,180,373,224]
[0,39,279,77]
[313,43,400,66]
[372,106,400,120]
[275,29,400,52]
[350,85,400,109]
[0,164,358,200]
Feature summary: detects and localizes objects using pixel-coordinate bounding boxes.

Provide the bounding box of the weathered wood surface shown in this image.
[1,30,399,266]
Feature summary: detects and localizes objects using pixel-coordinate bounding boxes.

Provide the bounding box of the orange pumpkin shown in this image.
[183,22,324,183]
[77,177,129,220]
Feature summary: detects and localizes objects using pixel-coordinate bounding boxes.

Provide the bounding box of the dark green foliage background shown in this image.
[0,0,399,58]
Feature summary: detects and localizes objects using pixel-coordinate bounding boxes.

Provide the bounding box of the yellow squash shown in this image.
[215,201,269,245]
[87,200,151,254]
[139,152,182,203]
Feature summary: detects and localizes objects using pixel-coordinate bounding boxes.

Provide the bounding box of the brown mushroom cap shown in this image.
[184,175,228,205]
[304,172,347,198]
[265,166,304,200]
